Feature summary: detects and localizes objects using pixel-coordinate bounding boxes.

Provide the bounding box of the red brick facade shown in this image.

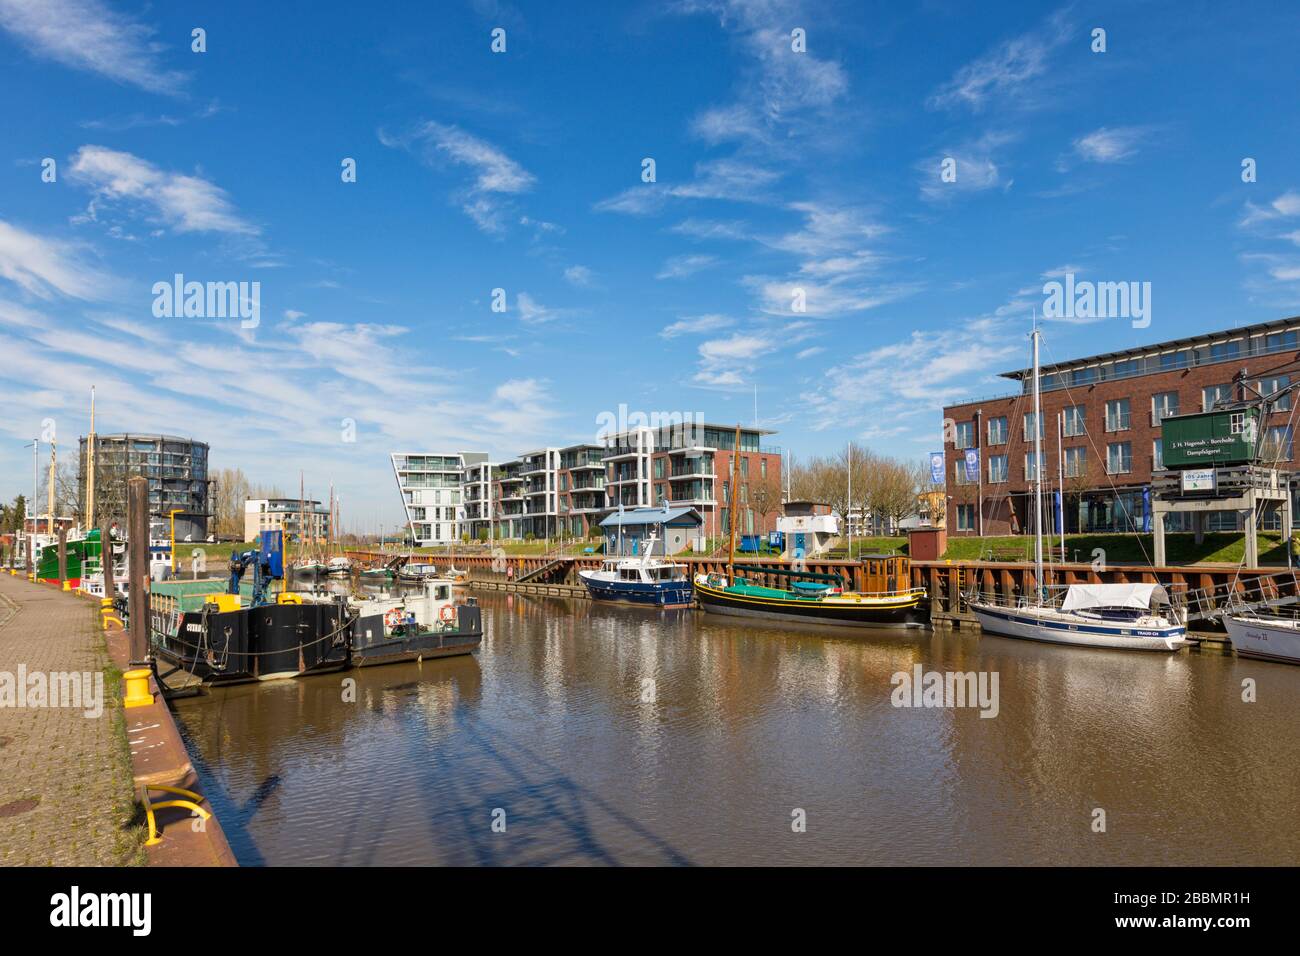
[942,320,1300,535]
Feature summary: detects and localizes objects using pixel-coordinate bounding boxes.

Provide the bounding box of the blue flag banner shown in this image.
[929,452,944,484]
[1054,489,1064,535]
[1142,485,1151,533]
[964,449,979,481]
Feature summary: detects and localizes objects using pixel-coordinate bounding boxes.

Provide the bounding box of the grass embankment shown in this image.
[823,532,1292,565]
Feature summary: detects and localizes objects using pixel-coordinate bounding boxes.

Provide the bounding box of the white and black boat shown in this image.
[578,532,692,608]
[346,579,483,665]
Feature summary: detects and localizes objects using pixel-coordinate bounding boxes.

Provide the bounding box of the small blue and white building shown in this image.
[600,506,704,556]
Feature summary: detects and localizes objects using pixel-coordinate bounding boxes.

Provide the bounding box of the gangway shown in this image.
[1178,572,1300,622]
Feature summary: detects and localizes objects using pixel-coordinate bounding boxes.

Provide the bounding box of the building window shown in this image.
[956,504,976,531]
[1023,412,1043,442]
[953,459,971,486]
[988,454,1008,483]
[740,456,749,478]
[1107,442,1132,475]
[1062,405,1085,437]
[1266,329,1298,352]
[1064,446,1086,478]
[1211,340,1241,362]
[1258,375,1291,410]
[1262,426,1293,462]
[760,458,767,480]
[1153,439,1164,471]
[1203,383,1232,411]
[954,421,975,448]
[1024,451,1045,481]
[1104,398,1131,432]
[987,416,1008,445]
[1152,391,1180,425]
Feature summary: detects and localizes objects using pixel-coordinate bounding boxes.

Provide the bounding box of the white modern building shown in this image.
[244,498,330,542]
[390,452,486,546]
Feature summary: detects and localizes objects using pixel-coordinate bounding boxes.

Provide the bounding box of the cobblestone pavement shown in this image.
[0,574,141,865]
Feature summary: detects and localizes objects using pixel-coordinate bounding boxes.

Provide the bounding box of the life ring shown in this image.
[438,604,457,623]
[384,608,405,629]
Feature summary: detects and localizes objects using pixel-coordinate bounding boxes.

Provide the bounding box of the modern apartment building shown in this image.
[390,420,783,544]
[244,498,330,542]
[941,317,1300,536]
[390,452,487,545]
[601,422,782,540]
[78,433,213,541]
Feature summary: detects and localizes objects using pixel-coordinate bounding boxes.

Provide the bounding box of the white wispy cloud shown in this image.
[379,121,535,234]
[563,265,597,287]
[1071,126,1148,164]
[677,1,848,148]
[660,313,734,338]
[0,0,187,94]
[656,254,719,279]
[595,159,780,216]
[918,132,1017,201]
[670,218,751,241]
[692,332,777,389]
[0,218,115,300]
[516,292,568,324]
[68,145,259,235]
[928,8,1071,112]
[1240,189,1300,228]
[801,321,1022,432]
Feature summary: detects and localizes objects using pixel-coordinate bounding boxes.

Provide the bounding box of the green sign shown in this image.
[1162,409,1258,468]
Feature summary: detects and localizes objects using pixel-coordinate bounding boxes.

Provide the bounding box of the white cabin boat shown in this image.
[1223,612,1300,665]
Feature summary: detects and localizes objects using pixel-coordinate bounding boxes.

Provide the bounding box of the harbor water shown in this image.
[173,590,1300,866]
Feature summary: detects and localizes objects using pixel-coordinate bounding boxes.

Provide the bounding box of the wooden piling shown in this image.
[127,476,149,665]
[100,522,116,598]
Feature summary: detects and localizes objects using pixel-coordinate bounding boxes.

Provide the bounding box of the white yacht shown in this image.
[1222,612,1300,664]
[967,327,1188,652]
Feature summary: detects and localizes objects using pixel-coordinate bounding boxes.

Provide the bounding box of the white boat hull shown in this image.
[1223,615,1300,665]
[971,602,1188,652]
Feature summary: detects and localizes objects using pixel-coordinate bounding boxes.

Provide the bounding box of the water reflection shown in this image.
[173,592,1300,866]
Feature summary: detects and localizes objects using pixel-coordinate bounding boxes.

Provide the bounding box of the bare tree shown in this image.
[748,472,783,534]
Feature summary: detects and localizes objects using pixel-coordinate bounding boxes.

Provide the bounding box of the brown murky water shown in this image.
[172,590,1300,866]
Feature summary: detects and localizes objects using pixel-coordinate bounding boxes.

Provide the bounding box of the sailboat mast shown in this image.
[1057,409,1065,565]
[47,438,56,535]
[726,423,741,584]
[86,386,96,530]
[1032,327,1044,596]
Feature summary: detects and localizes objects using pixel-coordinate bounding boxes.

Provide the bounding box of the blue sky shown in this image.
[2,0,1299,530]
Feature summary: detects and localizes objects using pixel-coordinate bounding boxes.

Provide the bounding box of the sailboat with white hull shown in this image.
[967,327,1189,652]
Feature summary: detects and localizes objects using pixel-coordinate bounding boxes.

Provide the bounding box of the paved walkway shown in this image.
[0,574,141,865]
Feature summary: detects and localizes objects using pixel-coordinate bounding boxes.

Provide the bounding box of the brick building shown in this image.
[942,317,1300,536]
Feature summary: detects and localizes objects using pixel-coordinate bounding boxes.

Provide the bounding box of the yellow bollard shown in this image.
[62,580,71,591]
[123,668,154,709]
